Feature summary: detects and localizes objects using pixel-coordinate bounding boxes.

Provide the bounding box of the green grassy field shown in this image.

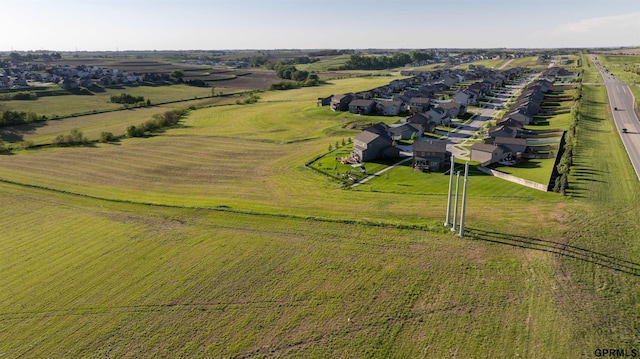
[0,57,638,357]
[0,84,219,118]
[296,55,351,72]
[454,58,508,70]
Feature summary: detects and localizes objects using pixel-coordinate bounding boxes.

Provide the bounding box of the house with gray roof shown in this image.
[412,139,450,172]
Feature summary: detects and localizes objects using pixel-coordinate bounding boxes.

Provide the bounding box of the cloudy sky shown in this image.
[1,0,638,51]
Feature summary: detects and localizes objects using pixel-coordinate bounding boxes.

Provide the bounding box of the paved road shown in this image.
[443,74,538,160]
[592,55,640,181]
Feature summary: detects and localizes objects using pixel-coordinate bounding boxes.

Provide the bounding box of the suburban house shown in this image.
[352,124,399,162]
[349,99,376,115]
[505,109,533,125]
[407,113,437,133]
[330,94,353,112]
[489,137,527,153]
[408,97,431,113]
[443,75,459,88]
[58,78,78,90]
[377,100,403,116]
[426,108,449,125]
[389,123,423,141]
[454,90,478,106]
[496,117,524,129]
[317,95,332,106]
[412,139,450,172]
[470,143,509,164]
[438,101,466,119]
[488,125,518,138]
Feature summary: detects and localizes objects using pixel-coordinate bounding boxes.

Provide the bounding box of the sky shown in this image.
[1,0,639,51]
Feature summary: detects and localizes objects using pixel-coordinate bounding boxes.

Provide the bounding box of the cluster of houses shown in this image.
[336,65,537,172]
[349,122,450,172]
[322,66,527,128]
[343,61,578,172]
[469,77,555,165]
[0,61,170,90]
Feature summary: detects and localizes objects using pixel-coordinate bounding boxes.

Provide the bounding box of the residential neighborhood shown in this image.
[324,60,577,193]
[0,60,171,90]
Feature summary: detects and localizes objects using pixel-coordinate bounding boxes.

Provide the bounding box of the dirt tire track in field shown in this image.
[464,227,640,277]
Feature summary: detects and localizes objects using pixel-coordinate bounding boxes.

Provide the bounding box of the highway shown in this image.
[592,55,640,182]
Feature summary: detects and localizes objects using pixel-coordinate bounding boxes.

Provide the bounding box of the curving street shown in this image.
[592,55,640,181]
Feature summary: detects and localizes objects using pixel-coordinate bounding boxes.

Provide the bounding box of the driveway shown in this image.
[438,75,538,160]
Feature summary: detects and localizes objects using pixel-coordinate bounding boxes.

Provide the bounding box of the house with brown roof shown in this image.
[470,143,508,164]
[408,97,431,113]
[412,139,450,172]
[438,101,466,119]
[488,125,518,138]
[389,123,423,141]
[349,99,376,115]
[407,113,437,133]
[330,94,353,112]
[352,126,399,162]
[495,117,524,129]
[377,100,403,116]
[489,137,527,153]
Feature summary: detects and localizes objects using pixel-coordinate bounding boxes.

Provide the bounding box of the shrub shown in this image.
[110,93,145,104]
[0,140,11,154]
[53,129,87,146]
[99,132,116,143]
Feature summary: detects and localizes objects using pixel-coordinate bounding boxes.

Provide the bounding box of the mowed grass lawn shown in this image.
[0,62,639,357]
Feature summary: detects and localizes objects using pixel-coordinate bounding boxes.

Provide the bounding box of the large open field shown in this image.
[0,56,638,357]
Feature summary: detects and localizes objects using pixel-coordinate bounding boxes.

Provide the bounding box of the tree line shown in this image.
[126,108,189,137]
[341,51,435,70]
[0,109,41,126]
[110,93,146,105]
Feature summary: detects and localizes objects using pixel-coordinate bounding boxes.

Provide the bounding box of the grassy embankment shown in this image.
[0,57,638,357]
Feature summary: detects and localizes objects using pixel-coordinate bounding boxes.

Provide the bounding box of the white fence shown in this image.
[477,163,548,192]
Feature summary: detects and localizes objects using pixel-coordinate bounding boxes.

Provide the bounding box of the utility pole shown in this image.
[444,155,455,227]
[451,170,460,232]
[459,162,469,237]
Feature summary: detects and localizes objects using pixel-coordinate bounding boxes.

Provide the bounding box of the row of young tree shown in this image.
[553,84,582,194]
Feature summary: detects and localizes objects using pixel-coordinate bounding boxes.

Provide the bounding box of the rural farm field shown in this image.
[0,56,639,357]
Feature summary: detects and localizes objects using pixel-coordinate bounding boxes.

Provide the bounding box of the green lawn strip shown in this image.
[352,160,556,199]
[488,158,555,186]
[560,80,640,348]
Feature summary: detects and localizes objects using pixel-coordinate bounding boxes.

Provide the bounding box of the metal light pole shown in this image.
[451,170,460,232]
[459,162,469,237]
[444,155,455,227]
